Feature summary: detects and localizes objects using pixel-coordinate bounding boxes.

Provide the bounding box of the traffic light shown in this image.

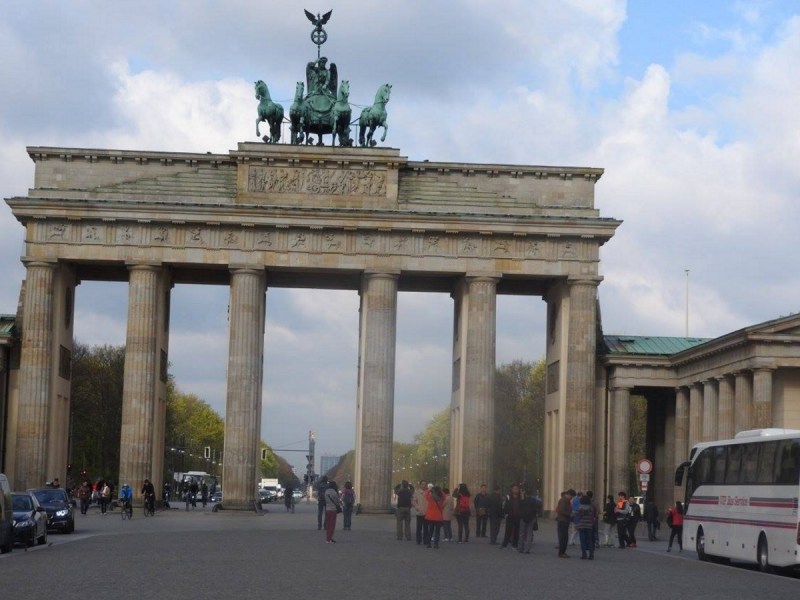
[261,448,268,461]
[66,463,72,474]
[204,446,211,459]
[303,474,308,484]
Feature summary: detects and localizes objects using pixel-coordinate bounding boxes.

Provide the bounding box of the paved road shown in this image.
[1,502,797,599]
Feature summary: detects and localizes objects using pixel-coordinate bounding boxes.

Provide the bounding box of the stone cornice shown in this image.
[27,146,232,168]
[404,160,604,182]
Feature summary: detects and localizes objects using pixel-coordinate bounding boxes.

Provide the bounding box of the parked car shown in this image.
[211,491,223,504]
[28,487,75,533]
[292,489,303,501]
[0,473,13,554]
[258,489,274,504]
[11,492,47,547]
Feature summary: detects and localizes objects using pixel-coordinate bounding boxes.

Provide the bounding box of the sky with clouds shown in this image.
[1,1,799,469]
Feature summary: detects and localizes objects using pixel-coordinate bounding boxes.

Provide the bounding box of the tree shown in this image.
[70,343,126,482]
[493,359,546,490]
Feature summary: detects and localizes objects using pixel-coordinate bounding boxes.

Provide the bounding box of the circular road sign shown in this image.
[636,458,653,474]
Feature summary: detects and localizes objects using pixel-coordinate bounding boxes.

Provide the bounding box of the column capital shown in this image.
[566,276,603,287]
[228,265,265,276]
[363,270,400,280]
[21,257,57,269]
[125,261,162,272]
[465,272,501,283]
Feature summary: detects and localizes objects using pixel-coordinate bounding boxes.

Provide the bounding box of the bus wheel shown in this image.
[696,527,707,561]
[757,535,772,573]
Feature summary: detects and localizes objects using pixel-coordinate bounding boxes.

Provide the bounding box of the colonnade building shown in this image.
[0,141,797,512]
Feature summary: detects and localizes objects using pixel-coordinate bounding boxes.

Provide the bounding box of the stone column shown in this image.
[688,383,703,450]
[701,379,718,442]
[563,278,599,492]
[733,371,753,433]
[354,272,398,513]
[119,264,162,499]
[14,260,56,490]
[717,375,734,440]
[674,387,689,464]
[460,276,497,492]
[752,367,774,429]
[222,267,266,509]
[609,386,631,496]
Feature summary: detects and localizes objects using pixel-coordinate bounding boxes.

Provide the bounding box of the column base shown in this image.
[218,500,264,513]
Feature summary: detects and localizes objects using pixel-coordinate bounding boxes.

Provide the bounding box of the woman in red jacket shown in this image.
[424,485,445,549]
[666,501,684,552]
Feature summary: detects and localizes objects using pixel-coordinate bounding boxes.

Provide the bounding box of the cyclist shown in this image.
[119,483,133,518]
[142,478,156,515]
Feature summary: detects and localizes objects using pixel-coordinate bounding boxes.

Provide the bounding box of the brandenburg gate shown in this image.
[3,142,619,510]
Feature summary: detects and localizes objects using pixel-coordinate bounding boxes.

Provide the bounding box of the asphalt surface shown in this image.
[1,501,798,599]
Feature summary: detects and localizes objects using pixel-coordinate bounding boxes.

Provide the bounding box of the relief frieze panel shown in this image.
[247,166,387,197]
[29,219,594,267]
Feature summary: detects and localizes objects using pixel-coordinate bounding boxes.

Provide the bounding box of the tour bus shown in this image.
[674,429,800,572]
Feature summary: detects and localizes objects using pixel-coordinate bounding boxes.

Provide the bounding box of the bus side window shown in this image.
[692,448,713,495]
[725,445,742,484]
[756,441,778,485]
[712,446,727,485]
[776,440,800,485]
[741,443,758,484]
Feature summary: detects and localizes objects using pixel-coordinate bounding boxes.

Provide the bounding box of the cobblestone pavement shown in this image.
[1,502,797,599]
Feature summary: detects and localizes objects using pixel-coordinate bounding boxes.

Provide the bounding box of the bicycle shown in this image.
[120,499,133,520]
[143,494,155,517]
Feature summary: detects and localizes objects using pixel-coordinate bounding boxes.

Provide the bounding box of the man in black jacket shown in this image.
[487,485,505,545]
[473,484,489,538]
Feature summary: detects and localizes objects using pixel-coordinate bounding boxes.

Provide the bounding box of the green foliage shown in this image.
[69,343,126,482]
[628,395,647,493]
[164,380,224,475]
[493,359,546,490]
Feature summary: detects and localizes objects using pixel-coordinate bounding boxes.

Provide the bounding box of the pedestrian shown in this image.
[394,480,413,541]
[568,491,583,546]
[601,494,616,547]
[627,495,641,547]
[200,481,208,507]
[78,480,91,515]
[454,483,472,543]
[586,490,600,549]
[441,487,454,542]
[644,495,659,541]
[614,492,632,548]
[473,483,489,538]
[576,494,596,559]
[323,480,342,543]
[316,475,329,530]
[500,484,522,549]
[189,479,199,509]
[284,483,294,513]
[99,480,111,515]
[556,489,574,558]
[666,501,684,552]
[341,481,355,530]
[412,480,429,545]
[487,485,504,545]
[424,484,445,549]
[517,487,541,554]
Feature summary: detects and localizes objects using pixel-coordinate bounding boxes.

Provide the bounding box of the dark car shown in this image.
[28,488,75,534]
[11,492,47,547]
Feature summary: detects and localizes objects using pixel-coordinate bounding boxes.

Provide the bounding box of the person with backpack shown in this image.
[666,501,684,552]
[341,481,355,530]
[453,483,472,543]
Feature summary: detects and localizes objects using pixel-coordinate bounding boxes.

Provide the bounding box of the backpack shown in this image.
[457,494,471,516]
[342,488,355,506]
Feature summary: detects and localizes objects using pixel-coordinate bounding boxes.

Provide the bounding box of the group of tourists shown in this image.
[556,488,685,559]
[314,475,356,543]
[392,480,543,551]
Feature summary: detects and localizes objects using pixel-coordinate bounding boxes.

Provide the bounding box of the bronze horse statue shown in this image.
[255,80,284,144]
[289,81,305,145]
[331,80,353,147]
[359,84,391,147]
